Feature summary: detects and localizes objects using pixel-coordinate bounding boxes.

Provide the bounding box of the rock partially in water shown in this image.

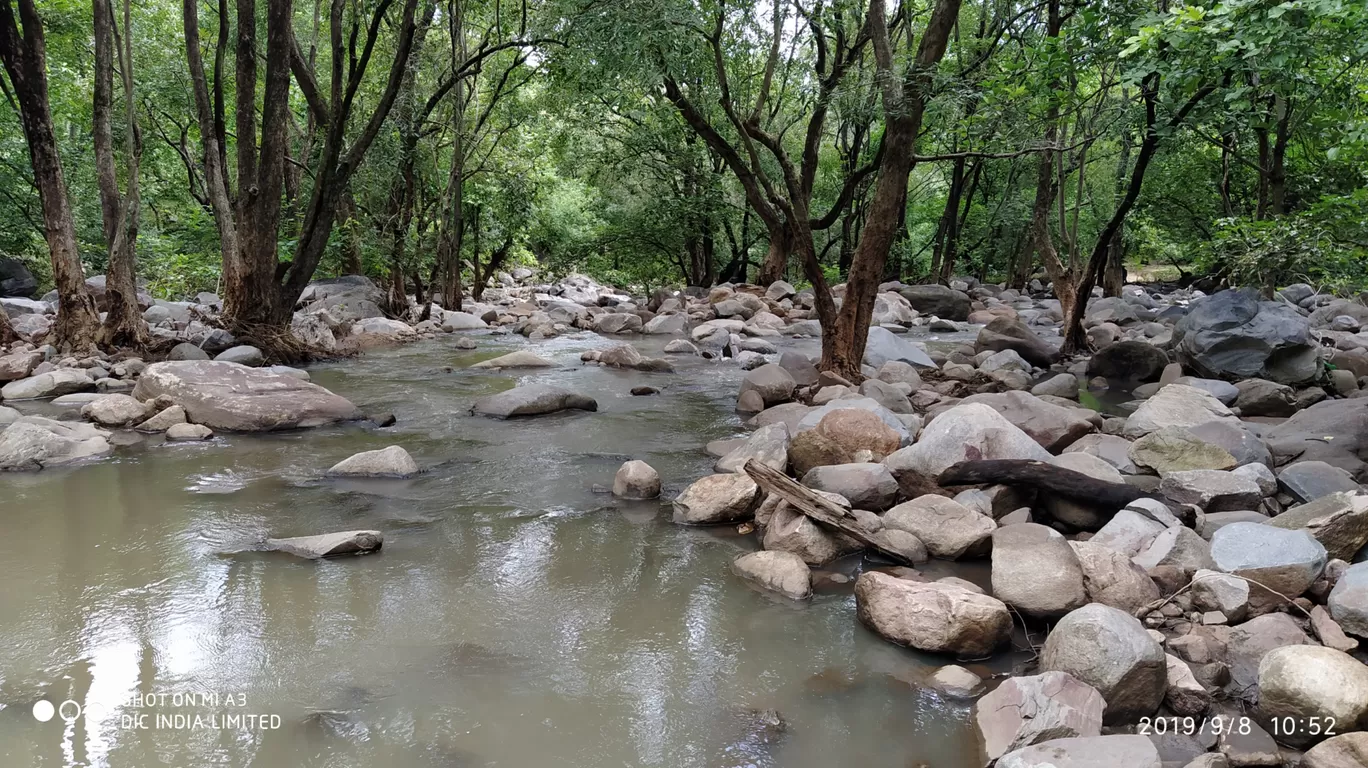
[732,550,812,600]
[326,445,419,477]
[133,361,361,431]
[973,671,1105,763]
[991,523,1087,618]
[612,459,661,499]
[1,368,93,400]
[854,572,1010,656]
[1041,603,1166,725]
[897,284,971,321]
[166,423,214,441]
[1086,340,1169,382]
[716,423,789,474]
[738,363,795,408]
[470,384,597,419]
[883,495,995,559]
[671,473,760,525]
[265,530,383,559]
[0,416,112,470]
[81,394,152,427]
[470,350,555,369]
[863,326,936,369]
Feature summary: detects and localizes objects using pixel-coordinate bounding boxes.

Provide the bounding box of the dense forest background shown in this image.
[1,0,1365,324]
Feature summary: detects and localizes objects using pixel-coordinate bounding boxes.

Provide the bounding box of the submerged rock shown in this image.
[265,530,383,559]
[326,445,419,477]
[0,417,112,470]
[470,384,597,419]
[470,350,556,369]
[165,423,213,441]
[133,361,360,431]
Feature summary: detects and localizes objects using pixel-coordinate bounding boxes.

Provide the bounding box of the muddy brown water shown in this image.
[0,329,1012,767]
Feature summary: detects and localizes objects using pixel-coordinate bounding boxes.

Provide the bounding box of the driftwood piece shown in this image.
[743,459,915,565]
[937,459,1150,509]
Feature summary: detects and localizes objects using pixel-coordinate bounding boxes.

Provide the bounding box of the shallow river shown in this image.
[0,329,1004,767]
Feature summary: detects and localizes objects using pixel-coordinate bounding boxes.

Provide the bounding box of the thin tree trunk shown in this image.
[0,0,100,351]
[1102,122,1133,297]
[182,0,238,286]
[1269,95,1290,216]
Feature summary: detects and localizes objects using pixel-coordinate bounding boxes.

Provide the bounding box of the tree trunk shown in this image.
[0,0,100,351]
[821,0,962,380]
[182,0,238,286]
[1101,127,1133,298]
[94,0,148,349]
[757,228,790,285]
[340,190,363,275]
[1269,95,1291,217]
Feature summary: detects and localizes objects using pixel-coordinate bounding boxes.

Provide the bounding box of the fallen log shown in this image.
[742,459,916,565]
[937,459,1151,509]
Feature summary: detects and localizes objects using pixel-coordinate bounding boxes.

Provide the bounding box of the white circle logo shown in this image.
[58,700,82,723]
[32,700,55,723]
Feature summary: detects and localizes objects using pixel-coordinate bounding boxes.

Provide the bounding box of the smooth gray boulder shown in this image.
[975,316,1058,367]
[1089,509,1166,557]
[991,523,1087,618]
[213,345,264,367]
[1210,522,1327,612]
[1264,399,1368,481]
[958,391,1095,452]
[133,361,361,430]
[884,495,996,559]
[326,445,419,477]
[1,369,93,400]
[1172,288,1319,384]
[716,423,790,474]
[863,326,936,369]
[801,462,898,511]
[738,364,796,407]
[265,530,383,559]
[165,423,213,441]
[469,350,556,369]
[0,417,112,470]
[168,341,210,361]
[763,500,862,565]
[1276,460,1360,504]
[1123,384,1236,438]
[897,284,971,321]
[883,403,1050,482]
[1086,341,1169,382]
[470,384,597,419]
[1257,645,1368,748]
[80,394,152,427]
[1040,604,1166,724]
[1159,469,1261,511]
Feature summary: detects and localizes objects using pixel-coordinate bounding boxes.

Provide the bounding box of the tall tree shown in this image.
[0,0,101,351]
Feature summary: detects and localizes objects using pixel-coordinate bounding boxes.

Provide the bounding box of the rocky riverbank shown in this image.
[4,267,1368,765]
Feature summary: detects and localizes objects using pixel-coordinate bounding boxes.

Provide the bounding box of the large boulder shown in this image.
[813,408,900,460]
[1040,604,1167,724]
[1086,341,1169,382]
[1172,288,1319,384]
[731,551,811,600]
[991,523,1087,618]
[1069,540,1162,614]
[1159,469,1262,511]
[1264,399,1368,481]
[1210,522,1327,613]
[1223,613,1313,702]
[801,462,898,511]
[763,500,862,565]
[470,384,597,419]
[325,445,419,477]
[854,572,1011,656]
[0,417,112,470]
[80,394,152,427]
[1,369,93,400]
[1268,491,1368,561]
[897,284,971,321]
[1129,427,1237,474]
[883,495,996,559]
[863,326,936,369]
[0,256,38,297]
[1257,646,1368,748]
[958,391,1094,452]
[470,350,556,369]
[132,361,360,431]
[883,403,1050,483]
[975,317,1058,367]
[0,349,42,381]
[973,672,1105,764]
[995,736,1161,768]
[1133,525,1216,576]
[738,364,796,407]
[1089,509,1166,557]
[1123,384,1237,438]
[671,473,761,524]
[787,429,853,477]
[1277,460,1360,504]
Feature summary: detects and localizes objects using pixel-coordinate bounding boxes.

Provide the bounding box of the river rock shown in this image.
[858,378,913,414]
[898,284,971,321]
[1302,733,1368,768]
[612,460,661,499]
[80,394,151,427]
[326,445,419,477]
[642,312,687,335]
[1123,384,1237,438]
[169,341,210,361]
[1231,463,1277,496]
[1064,433,1139,474]
[1040,603,1166,724]
[1188,420,1272,469]
[1164,654,1211,717]
[731,551,812,600]
[165,423,213,441]
[958,391,1094,452]
[863,326,936,369]
[0,417,112,470]
[1042,452,1125,530]
[1264,399,1368,481]
[1190,569,1251,622]
[133,361,361,430]
[814,408,900,460]
[991,523,1087,618]
[1219,613,1313,702]
[1173,376,1240,405]
[440,310,487,330]
[884,403,1050,483]
[973,671,1105,763]
[1129,427,1237,474]
[265,530,383,559]
[1088,510,1167,556]
[738,364,796,408]
[1070,540,1162,614]
[1,369,93,400]
[801,462,898,511]
[134,405,187,432]
[787,429,853,477]
[1087,341,1170,382]
[1234,378,1296,417]
[1268,491,1368,561]
[796,398,911,442]
[1276,461,1361,504]
[764,500,862,565]
[874,360,921,390]
[1173,288,1319,384]
[854,572,1011,656]
[470,384,597,419]
[593,312,643,334]
[716,423,790,474]
[1160,469,1261,511]
[1257,646,1368,747]
[929,664,982,698]
[0,349,42,381]
[1328,562,1368,637]
[996,735,1162,768]
[884,495,996,559]
[470,350,556,369]
[1133,526,1216,576]
[975,316,1058,367]
[214,345,264,367]
[672,473,761,525]
[1210,522,1326,613]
